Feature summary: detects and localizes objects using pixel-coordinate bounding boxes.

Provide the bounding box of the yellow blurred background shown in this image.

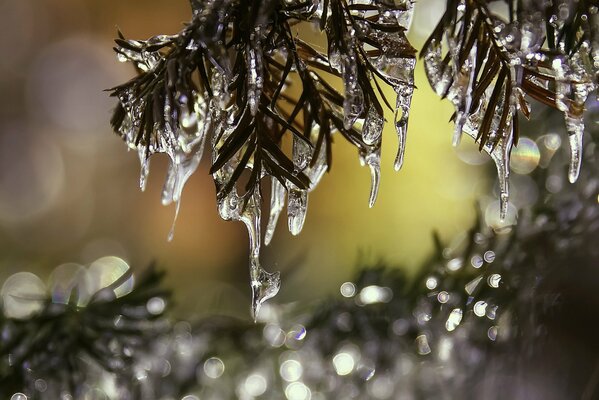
[0,0,491,318]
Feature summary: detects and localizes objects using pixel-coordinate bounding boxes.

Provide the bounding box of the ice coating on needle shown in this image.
[264,178,286,246]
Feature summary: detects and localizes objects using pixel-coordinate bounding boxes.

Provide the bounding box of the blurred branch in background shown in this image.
[1,108,597,398]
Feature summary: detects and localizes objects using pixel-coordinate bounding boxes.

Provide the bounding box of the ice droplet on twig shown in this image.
[288,187,308,235]
[138,147,150,192]
[265,178,286,246]
[363,146,381,208]
[566,122,583,183]
[212,125,279,320]
[394,81,413,171]
[341,45,365,130]
[462,100,512,220]
[362,107,384,146]
[239,192,280,321]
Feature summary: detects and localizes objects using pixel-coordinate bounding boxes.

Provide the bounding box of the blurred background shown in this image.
[0,0,499,318]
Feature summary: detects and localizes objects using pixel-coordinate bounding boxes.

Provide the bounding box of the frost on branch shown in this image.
[108,0,416,317]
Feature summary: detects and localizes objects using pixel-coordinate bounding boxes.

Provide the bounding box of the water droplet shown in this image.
[48,263,92,307]
[488,326,498,341]
[510,137,540,174]
[445,308,463,331]
[474,301,488,317]
[88,256,134,298]
[245,373,267,396]
[340,282,356,298]
[470,254,483,268]
[285,382,311,400]
[437,291,450,303]
[425,277,438,290]
[204,357,225,379]
[146,297,166,315]
[483,250,496,263]
[333,352,355,375]
[416,334,431,355]
[358,285,392,304]
[1,272,46,319]
[280,360,303,382]
[488,274,502,288]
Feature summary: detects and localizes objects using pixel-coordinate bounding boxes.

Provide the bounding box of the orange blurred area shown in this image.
[0,1,489,318]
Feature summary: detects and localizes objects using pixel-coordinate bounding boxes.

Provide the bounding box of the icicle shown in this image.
[239,192,281,321]
[138,147,150,192]
[362,107,384,146]
[492,136,512,221]
[285,128,328,237]
[212,154,280,320]
[423,39,453,96]
[394,81,413,171]
[342,44,364,130]
[461,93,513,220]
[363,146,381,208]
[167,200,181,242]
[265,178,286,246]
[450,42,478,147]
[566,120,583,183]
[293,135,311,172]
[287,187,308,235]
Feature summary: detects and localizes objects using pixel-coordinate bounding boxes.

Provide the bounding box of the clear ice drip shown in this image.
[566,116,584,183]
[561,50,594,183]
[342,45,365,131]
[393,72,415,171]
[241,193,281,322]
[365,147,381,208]
[286,127,328,236]
[213,152,280,320]
[362,107,384,146]
[423,39,453,96]
[460,89,514,220]
[359,5,415,172]
[287,187,308,235]
[264,178,286,246]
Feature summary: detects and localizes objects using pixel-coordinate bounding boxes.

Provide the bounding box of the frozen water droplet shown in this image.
[239,192,281,320]
[167,199,181,242]
[293,136,311,172]
[138,147,150,192]
[288,187,308,235]
[250,267,281,322]
[362,107,384,146]
[394,82,413,171]
[565,117,584,183]
[265,178,286,246]
[363,146,381,208]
